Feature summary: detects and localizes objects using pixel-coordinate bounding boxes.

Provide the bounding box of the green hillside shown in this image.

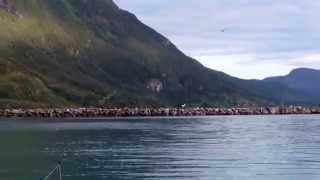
[0,0,315,108]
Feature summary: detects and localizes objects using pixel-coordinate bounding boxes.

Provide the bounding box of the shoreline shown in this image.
[1,106,320,118]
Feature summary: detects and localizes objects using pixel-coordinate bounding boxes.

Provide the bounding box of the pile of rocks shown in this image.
[0,106,320,118]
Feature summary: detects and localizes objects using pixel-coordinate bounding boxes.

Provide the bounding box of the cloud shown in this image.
[114,0,320,79]
[197,54,296,79]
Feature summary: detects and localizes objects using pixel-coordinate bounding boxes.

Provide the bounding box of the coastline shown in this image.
[1,106,320,118]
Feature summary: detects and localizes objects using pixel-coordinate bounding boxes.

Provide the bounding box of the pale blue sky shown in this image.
[114,0,320,79]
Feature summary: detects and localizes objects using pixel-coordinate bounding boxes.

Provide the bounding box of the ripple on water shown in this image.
[1,115,320,180]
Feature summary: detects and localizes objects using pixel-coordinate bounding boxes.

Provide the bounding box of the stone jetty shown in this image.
[0,106,320,118]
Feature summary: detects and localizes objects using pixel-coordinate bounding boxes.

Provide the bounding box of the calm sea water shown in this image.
[1,115,320,180]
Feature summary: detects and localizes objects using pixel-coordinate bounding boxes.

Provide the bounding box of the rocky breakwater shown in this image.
[0,106,320,118]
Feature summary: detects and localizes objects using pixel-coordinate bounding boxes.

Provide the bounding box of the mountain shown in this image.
[0,0,317,108]
[264,68,320,104]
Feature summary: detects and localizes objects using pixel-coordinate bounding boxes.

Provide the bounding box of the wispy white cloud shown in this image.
[114,0,320,79]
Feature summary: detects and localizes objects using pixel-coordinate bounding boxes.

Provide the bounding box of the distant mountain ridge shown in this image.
[0,0,318,108]
[264,68,320,104]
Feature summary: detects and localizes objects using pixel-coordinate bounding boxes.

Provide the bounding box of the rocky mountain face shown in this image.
[0,0,15,12]
[0,0,317,108]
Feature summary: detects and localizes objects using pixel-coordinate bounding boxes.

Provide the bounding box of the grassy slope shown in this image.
[0,0,99,107]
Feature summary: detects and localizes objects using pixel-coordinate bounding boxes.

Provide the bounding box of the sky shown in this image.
[114,0,320,79]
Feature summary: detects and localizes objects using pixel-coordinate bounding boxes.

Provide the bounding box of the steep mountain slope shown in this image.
[0,0,316,108]
[0,0,251,107]
[264,68,320,104]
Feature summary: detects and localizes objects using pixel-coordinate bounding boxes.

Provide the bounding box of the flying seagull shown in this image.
[220,28,227,33]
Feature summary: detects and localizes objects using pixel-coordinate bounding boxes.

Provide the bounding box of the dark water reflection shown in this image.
[1,115,320,180]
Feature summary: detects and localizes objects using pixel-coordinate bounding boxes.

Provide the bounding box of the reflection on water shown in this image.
[1,115,320,180]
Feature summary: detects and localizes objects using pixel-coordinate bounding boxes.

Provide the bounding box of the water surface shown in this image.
[1,115,320,180]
